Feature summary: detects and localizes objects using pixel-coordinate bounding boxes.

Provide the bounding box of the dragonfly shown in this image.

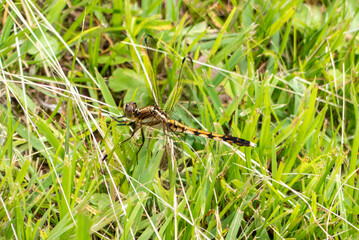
[111,101,256,153]
[107,37,256,155]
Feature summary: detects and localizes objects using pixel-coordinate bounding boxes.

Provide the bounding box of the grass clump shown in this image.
[0,0,359,239]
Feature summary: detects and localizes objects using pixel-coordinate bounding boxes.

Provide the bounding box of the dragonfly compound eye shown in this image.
[124,102,138,118]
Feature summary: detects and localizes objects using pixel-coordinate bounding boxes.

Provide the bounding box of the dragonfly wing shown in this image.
[144,35,193,114]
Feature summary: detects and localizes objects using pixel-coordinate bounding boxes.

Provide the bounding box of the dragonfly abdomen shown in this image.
[166,119,256,147]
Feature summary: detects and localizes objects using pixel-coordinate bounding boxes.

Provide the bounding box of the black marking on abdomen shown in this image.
[233,137,250,146]
[181,126,186,133]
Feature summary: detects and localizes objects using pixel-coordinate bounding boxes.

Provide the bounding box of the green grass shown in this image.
[1,0,359,239]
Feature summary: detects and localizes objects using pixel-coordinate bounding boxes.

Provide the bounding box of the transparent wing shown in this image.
[144,35,166,107]
[164,56,194,115]
[144,35,193,114]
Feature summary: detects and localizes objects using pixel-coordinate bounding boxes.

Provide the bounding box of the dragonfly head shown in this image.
[123,102,138,119]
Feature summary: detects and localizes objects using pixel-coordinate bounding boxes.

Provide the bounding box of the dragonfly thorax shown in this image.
[123,102,139,119]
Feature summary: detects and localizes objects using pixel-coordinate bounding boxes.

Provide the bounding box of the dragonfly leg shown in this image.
[120,126,138,145]
[110,115,131,125]
[135,127,145,162]
[110,115,125,120]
